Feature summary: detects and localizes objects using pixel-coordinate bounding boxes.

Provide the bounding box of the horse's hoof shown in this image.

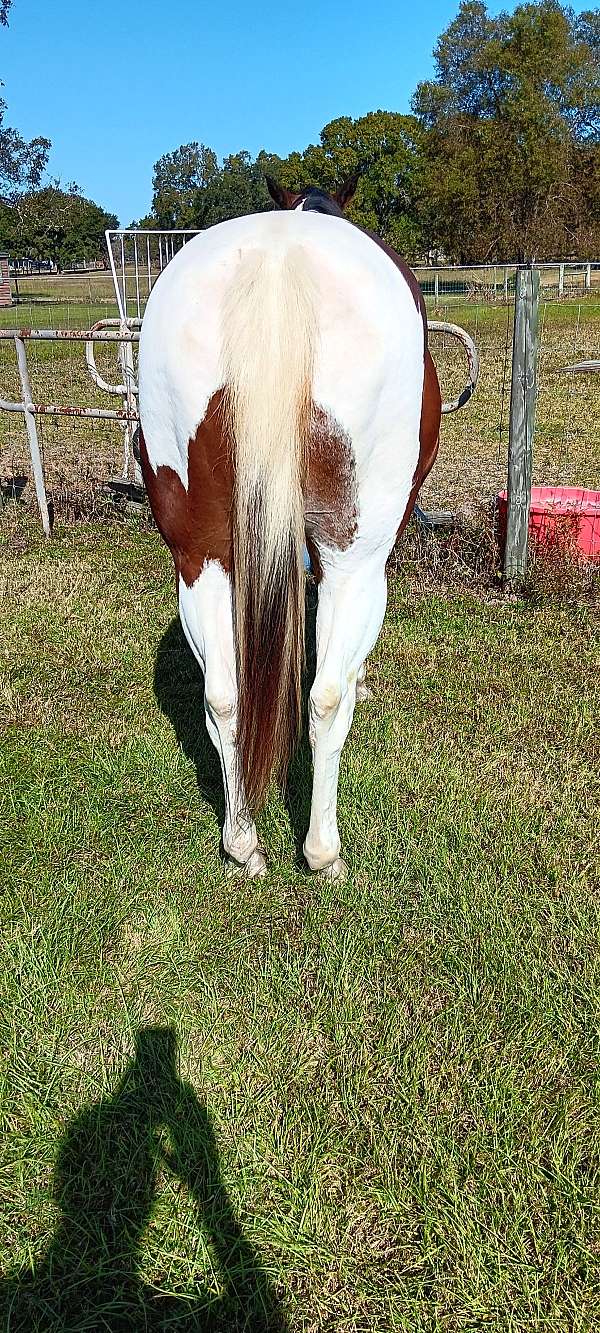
[356,681,373,702]
[317,857,348,882]
[225,848,268,879]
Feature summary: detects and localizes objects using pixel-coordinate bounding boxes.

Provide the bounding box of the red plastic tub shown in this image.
[497,486,600,561]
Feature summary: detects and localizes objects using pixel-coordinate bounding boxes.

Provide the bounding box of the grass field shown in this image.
[1,509,599,1329]
[0,276,598,525]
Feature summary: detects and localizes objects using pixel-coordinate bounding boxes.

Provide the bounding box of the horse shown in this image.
[137,176,442,881]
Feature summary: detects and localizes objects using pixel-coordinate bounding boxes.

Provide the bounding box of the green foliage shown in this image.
[0,112,50,199]
[0,186,118,268]
[192,150,282,228]
[413,0,600,260]
[285,111,425,256]
[151,143,218,228]
[150,114,426,257]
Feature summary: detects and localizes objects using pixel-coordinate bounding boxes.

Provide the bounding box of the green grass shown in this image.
[1,511,599,1330]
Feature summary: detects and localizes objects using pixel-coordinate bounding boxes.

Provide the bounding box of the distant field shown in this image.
[0,273,598,522]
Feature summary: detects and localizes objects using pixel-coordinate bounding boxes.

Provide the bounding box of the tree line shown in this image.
[1,0,598,267]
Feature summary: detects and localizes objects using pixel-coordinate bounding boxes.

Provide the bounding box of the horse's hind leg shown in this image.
[304,557,388,878]
[178,562,266,878]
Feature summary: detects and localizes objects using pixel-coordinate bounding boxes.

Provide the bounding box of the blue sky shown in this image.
[1,0,591,226]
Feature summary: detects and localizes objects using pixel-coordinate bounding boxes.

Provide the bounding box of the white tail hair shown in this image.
[220,244,318,808]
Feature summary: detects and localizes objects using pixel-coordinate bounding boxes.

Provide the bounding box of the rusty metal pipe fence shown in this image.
[0,319,479,539]
[0,322,141,535]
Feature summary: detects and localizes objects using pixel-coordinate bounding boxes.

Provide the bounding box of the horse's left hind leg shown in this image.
[178,562,266,878]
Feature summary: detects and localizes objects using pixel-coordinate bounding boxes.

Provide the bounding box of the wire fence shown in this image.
[418,279,600,521]
[0,255,598,573]
[414,261,599,305]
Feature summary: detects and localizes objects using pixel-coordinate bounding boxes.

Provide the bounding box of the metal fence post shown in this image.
[504,267,540,583]
[14,335,51,537]
[558,263,564,297]
[118,324,140,482]
[586,262,591,292]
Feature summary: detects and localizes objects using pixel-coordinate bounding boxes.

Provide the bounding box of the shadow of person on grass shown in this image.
[153,580,319,867]
[0,1026,286,1332]
[153,619,225,836]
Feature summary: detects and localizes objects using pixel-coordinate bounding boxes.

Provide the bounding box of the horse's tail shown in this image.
[221,244,317,811]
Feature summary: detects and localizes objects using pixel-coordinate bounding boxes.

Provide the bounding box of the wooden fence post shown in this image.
[504,266,540,583]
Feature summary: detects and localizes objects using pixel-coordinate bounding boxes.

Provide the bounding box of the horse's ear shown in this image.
[266,176,296,209]
[334,173,360,210]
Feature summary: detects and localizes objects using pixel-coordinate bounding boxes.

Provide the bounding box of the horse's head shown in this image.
[265,175,359,216]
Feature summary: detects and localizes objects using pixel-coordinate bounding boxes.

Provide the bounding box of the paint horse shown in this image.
[138,177,442,880]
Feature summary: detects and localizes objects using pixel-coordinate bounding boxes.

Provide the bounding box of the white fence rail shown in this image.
[106,230,198,321]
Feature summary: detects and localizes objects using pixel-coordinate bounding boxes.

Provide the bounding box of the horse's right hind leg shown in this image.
[303,558,388,878]
[178,562,266,878]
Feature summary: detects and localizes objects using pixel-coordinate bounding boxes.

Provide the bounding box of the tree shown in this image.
[413,1,600,260]
[191,150,283,228]
[148,116,426,257]
[0,186,118,267]
[151,143,218,227]
[0,110,50,198]
[286,112,425,255]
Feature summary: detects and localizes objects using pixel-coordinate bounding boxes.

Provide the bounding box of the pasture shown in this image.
[1,509,599,1330]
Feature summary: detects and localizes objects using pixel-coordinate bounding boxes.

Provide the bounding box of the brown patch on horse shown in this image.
[395,349,442,543]
[138,390,233,585]
[305,405,357,559]
[140,393,357,595]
